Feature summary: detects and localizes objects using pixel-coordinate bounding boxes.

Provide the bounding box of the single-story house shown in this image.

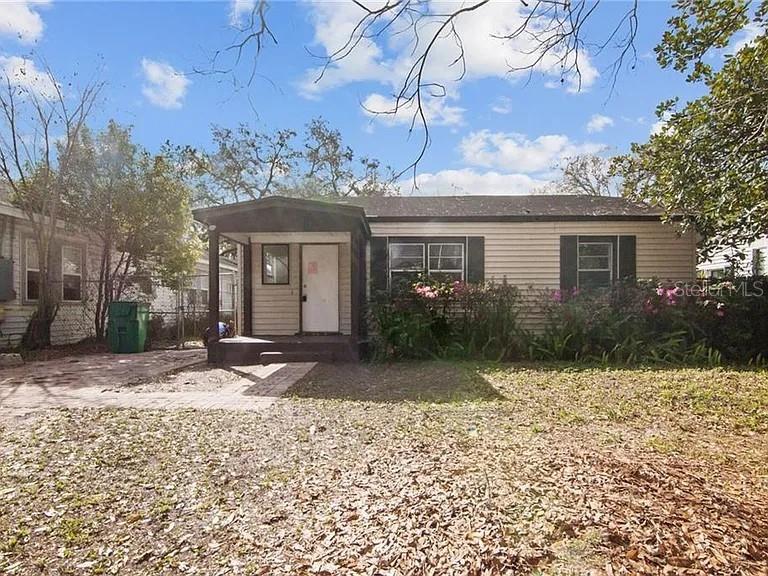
[698,236,767,278]
[0,201,238,349]
[193,194,697,364]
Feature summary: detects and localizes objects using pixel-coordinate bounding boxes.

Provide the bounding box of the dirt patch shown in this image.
[290,361,505,403]
[121,365,241,393]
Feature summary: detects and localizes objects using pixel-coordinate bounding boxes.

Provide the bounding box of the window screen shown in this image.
[577,241,612,289]
[263,244,289,284]
[428,243,464,282]
[62,245,83,301]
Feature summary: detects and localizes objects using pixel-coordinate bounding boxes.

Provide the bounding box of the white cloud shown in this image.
[300,2,387,98]
[141,58,190,109]
[362,92,464,127]
[729,22,763,53]
[0,56,57,98]
[229,0,256,26]
[0,0,49,43]
[300,0,598,100]
[586,114,614,133]
[459,130,604,174]
[491,96,513,115]
[402,169,548,196]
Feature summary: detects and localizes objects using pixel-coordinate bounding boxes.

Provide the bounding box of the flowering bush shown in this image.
[372,276,768,365]
[371,277,524,360]
[532,279,768,364]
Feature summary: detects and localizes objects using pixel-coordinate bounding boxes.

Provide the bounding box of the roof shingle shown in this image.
[336,195,662,220]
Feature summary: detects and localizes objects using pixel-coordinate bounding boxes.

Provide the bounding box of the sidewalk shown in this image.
[0,349,314,413]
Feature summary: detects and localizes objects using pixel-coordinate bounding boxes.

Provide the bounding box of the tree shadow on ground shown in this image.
[287,361,506,403]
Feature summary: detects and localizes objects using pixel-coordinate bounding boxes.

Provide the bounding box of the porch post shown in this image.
[242,241,253,336]
[208,227,220,357]
[350,231,360,348]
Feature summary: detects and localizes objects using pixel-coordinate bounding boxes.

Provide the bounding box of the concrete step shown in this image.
[259,350,336,364]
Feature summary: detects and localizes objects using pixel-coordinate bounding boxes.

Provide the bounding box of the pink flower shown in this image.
[415,284,438,299]
[551,289,563,303]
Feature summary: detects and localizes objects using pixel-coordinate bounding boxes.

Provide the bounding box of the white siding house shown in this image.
[698,237,768,278]
[0,202,238,350]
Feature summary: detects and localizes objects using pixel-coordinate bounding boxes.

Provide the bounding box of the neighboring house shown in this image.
[193,195,697,364]
[0,202,238,349]
[698,236,768,278]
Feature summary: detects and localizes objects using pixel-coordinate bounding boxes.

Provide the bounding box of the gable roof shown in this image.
[336,195,664,221]
[192,194,667,228]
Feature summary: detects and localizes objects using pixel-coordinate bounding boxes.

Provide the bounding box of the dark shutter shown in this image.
[618,235,637,282]
[560,235,578,292]
[466,237,485,283]
[370,236,388,296]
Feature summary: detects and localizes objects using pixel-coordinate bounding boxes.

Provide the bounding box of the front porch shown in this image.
[211,335,360,365]
[193,197,370,365]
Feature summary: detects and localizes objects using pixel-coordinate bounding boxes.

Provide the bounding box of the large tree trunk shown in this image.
[94,238,113,340]
[21,266,59,350]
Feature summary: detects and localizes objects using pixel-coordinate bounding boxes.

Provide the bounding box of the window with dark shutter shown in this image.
[561,235,636,291]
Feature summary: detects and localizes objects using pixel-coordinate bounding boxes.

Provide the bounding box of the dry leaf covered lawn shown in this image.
[1,363,767,575]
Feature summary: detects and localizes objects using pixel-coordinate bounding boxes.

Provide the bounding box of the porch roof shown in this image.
[193,196,371,240]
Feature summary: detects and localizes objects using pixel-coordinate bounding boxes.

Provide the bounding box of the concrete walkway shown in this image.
[0,349,315,413]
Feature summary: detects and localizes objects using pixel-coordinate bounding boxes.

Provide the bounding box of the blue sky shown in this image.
[0,1,753,195]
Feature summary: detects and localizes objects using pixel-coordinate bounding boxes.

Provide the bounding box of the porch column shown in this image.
[208,226,220,352]
[242,241,253,336]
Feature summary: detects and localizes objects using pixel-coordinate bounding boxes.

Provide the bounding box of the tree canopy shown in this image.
[184,118,397,205]
[614,0,767,258]
[66,121,201,338]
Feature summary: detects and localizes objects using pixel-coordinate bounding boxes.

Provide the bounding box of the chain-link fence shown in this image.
[50,271,239,350]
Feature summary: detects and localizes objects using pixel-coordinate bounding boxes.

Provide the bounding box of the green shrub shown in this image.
[371,277,768,365]
[370,278,525,361]
[531,280,764,365]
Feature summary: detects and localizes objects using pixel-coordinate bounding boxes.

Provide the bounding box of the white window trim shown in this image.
[25,238,40,302]
[61,244,84,302]
[577,240,613,288]
[427,242,465,279]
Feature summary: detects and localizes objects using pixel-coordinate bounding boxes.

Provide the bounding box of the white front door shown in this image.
[301,244,339,333]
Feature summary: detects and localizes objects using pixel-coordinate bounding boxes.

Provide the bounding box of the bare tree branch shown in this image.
[216,0,641,181]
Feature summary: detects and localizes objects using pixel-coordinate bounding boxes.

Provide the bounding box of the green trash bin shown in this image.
[107,301,149,354]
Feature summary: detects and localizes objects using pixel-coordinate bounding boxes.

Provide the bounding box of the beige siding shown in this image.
[250,233,352,336]
[370,220,696,287]
[370,220,697,331]
[252,243,301,335]
[339,242,351,335]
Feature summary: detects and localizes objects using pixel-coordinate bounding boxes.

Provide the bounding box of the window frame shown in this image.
[388,242,426,289]
[61,244,84,302]
[261,243,290,285]
[389,242,425,273]
[219,272,235,312]
[427,242,465,280]
[25,238,40,302]
[577,239,614,289]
